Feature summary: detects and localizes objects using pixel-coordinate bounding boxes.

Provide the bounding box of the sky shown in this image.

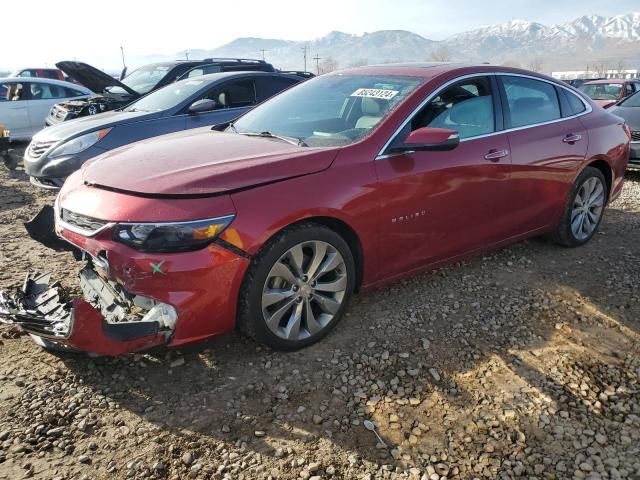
[0,0,638,71]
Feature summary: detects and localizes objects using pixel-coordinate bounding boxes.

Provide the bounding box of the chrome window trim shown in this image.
[375,71,593,160]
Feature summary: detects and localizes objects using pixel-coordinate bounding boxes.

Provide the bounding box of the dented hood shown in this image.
[82,128,338,196]
[56,61,139,96]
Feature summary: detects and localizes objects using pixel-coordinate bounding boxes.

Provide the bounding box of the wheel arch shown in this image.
[585,158,613,201]
[247,214,366,292]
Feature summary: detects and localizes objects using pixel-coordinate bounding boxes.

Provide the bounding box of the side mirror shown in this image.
[389,127,460,153]
[188,99,218,114]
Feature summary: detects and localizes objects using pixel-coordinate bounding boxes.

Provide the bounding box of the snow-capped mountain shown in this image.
[132,12,640,72]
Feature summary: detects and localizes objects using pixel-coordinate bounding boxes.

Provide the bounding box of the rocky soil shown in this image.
[0,161,638,480]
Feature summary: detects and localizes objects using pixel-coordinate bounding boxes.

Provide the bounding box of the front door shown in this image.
[375,75,513,279]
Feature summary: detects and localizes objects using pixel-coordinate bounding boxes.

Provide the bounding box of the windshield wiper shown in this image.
[237,131,306,147]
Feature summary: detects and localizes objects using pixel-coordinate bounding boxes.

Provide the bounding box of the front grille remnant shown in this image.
[60,208,109,234]
[631,131,640,142]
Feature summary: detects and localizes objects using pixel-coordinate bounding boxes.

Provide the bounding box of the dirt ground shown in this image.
[0,155,638,480]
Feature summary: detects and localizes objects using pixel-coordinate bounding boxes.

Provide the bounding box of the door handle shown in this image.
[563,134,582,144]
[484,149,509,162]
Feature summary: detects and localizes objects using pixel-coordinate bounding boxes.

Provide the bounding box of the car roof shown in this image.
[0,77,92,91]
[332,62,562,83]
[174,71,301,85]
[13,67,61,71]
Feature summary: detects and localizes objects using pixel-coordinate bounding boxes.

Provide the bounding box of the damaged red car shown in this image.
[0,63,631,355]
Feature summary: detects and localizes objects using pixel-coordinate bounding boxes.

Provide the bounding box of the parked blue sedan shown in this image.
[24,71,305,189]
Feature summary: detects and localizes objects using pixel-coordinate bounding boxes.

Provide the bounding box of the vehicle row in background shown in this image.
[610,91,640,169]
[47,58,280,125]
[25,71,307,189]
[0,77,92,140]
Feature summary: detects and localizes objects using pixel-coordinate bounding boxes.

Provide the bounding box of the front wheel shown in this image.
[549,166,608,247]
[237,223,356,350]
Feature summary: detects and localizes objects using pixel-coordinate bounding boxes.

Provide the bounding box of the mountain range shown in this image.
[117,12,640,74]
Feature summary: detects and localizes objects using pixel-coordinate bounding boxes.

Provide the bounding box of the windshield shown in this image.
[109,64,174,95]
[618,90,640,107]
[124,78,205,112]
[230,74,423,147]
[579,83,623,101]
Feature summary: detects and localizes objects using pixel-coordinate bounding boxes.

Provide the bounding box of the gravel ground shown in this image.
[0,160,638,480]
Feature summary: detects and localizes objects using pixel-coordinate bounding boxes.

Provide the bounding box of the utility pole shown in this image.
[185,51,189,60]
[260,49,267,61]
[120,46,126,69]
[313,54,322,75]
[301,45,308,72]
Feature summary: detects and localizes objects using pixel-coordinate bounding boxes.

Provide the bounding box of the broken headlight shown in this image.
[49,128,111,158]
[113,215,235,252]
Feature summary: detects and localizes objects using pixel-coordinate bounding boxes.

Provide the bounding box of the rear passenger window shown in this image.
[565,91,587,116]
[256,77,299,102]
[502,76,561,128]
[410,76,495,140]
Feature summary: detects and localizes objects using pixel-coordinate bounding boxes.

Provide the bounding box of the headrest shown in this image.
[361,97,381,115]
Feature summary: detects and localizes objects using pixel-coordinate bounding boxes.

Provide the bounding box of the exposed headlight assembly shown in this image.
[49,128,111,158]
[113,216,235,252]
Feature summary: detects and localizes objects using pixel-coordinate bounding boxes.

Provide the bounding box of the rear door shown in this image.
[498,74,588,235]
[185,78,258,129]
[0,81,32,139]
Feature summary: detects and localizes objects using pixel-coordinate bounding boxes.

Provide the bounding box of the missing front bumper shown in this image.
[0,267,176,355]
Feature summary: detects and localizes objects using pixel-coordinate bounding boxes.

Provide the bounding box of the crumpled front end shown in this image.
[0,267,176,356]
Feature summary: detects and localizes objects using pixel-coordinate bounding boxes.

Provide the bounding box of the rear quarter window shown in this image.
[560,89,587,117]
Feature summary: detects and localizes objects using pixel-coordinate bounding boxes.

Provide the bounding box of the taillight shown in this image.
[623,123,632,139]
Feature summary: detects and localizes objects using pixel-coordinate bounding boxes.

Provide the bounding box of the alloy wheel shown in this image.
[571,176,605,241]
[261,240,348,341]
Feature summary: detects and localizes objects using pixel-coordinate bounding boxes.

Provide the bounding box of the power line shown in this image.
[313,54,322,75]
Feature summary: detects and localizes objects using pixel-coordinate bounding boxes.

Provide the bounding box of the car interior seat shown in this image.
[217,92,228,108]
[355,97,384,129]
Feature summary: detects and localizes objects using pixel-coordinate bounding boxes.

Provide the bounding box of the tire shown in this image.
[548,166,608,247]
[237,222,356,350]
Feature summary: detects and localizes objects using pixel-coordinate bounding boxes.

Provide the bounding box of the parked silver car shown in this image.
[0,77,91,140]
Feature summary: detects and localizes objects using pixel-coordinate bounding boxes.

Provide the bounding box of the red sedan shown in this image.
[578,78,640,109]
[0,64,631,355]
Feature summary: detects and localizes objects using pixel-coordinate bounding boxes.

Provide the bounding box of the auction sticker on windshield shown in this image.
[351,88,399,100]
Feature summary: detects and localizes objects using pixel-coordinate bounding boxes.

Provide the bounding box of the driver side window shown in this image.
[408,76,495,140]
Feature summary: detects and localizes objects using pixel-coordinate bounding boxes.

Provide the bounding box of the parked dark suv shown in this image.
[47,58,277,125]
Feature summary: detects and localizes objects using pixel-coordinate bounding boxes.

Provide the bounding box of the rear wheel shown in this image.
[549,166,607,247]
[238,223,355,350]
